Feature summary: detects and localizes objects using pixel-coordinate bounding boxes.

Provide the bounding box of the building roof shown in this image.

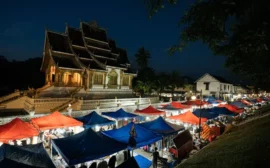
[81,22,108,42]
[195,73,232,84]
[47,31,72,53]
[79,59,104,70]
[212,75,231,83]
[67,27,84,46]
[43,21,135,73]
[52,54,82,69]
[73,48,91,59]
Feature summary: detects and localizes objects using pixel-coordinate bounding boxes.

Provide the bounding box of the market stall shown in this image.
[160,102,192,116]
[0,118,39,144]
[0,143,55,168]
[52,128,127,166]
[102,108,141,128]
[31,111,83,131]
[135,106,166,121]
[75,111,115,131]
[102,122,162,149]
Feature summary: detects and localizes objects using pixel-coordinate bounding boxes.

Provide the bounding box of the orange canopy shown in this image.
[169,111,207,125]
[31,111,83,130]
[171,101,191,109]
[218,104,244,113]
[0,118,39,143]
[135,106,166,115]
[183,100,209,106]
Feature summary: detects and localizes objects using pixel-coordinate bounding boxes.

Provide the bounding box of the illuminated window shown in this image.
[73,73,81,84]
[123,76,129,86]
[94,73,103,84]
[109,71,117,85]
[63,72,70,85]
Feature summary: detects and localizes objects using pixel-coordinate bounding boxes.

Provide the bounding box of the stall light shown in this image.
[95,125,100,131]
[191,96,196,100]
[68,104,71,107]
[124,118,128,121]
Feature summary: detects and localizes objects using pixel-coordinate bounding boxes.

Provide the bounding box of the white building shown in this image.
[195,73,234,98]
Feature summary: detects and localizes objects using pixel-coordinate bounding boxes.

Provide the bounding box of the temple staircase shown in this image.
[50,99,78,112]
[35,84,53,98]
[69,87,82,98]
[0,92,21,105]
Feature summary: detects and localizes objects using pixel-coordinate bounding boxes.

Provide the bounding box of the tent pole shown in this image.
[50,139,52,158]
[161,137,164,157]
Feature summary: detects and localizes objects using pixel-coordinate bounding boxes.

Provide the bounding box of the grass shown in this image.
[177,106,270,168]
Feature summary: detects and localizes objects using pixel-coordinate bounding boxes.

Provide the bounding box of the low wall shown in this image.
[0,103,161,125]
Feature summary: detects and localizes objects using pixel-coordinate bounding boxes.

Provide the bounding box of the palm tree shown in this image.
[135,47,151,69]
[167,71,184,98]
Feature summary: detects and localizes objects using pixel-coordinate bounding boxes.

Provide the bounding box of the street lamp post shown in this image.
[198,89,203,139]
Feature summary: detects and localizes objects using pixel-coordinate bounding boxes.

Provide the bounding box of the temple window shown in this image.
[123,76,129,86]
[94,73,103,85]
[109,71,118,85]
[72,73,81,85]
[63,72,70,85]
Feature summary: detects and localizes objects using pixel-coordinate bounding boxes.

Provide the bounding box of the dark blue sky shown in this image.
[0,0,236,80]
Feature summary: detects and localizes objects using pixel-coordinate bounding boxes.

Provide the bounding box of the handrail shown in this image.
[0,92,21,104]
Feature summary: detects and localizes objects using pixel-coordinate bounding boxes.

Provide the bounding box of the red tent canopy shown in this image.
[256,98,263,102]
[183,100,209,106]
[171,102,191,109]
[31,111,83,130]
[218,104,244,113]
[241,100,252,106]
[0,118,39,143]
[135,105,166,115]
[169,111,207,125]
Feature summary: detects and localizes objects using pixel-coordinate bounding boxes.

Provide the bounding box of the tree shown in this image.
[135,47,151,69]
[135,80,155,96]
[154,72,170,98]
[167,71,184,97]
[144,0,270,90]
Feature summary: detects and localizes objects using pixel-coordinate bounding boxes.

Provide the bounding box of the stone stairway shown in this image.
[50,99,78,112]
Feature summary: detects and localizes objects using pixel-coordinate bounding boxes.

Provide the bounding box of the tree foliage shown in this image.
[0,56,45,96]
[135,47,151,70]
[144,0,270,90]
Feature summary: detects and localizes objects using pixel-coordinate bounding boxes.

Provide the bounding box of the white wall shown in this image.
[196,74,220,96]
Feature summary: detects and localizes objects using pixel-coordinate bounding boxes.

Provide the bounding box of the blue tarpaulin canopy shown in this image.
[102,122,162,148]
[139,116,184,136]
[52,128,127,166]
[211,107,237,116]
[230,101,249,108]
[75,111,115,129]
[102,108,140,120]
[0,143,55,168]
[193,109,219,119]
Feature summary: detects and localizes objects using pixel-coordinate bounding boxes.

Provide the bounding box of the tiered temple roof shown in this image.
[42,21,134,73]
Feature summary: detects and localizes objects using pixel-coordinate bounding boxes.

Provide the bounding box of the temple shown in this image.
[40,21,136,99]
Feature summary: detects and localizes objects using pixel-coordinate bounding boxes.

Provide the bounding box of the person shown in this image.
[152,147,159,168]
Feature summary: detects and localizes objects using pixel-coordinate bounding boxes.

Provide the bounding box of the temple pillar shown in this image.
[129,75,131,89]
[105,73,108,89]
[103,73,105,88]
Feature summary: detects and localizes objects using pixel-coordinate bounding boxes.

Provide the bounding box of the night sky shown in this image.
[0,0,235,80]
